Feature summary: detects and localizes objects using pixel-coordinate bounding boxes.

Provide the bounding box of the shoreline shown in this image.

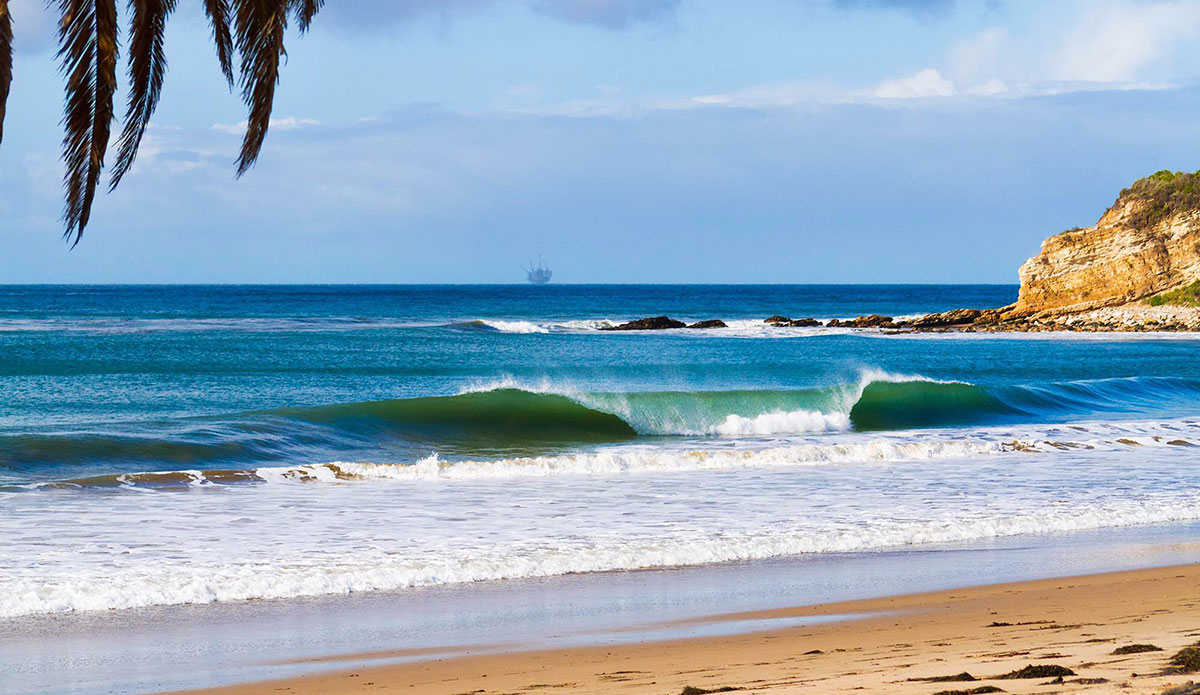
[168,562,1200,695]
[9,521,1200,695]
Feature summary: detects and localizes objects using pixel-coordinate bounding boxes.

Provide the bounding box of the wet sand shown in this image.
[170,562,1200,695]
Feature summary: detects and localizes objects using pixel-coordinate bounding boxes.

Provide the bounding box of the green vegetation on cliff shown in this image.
[1146,280,1200,307]
[1121,169,1200,228]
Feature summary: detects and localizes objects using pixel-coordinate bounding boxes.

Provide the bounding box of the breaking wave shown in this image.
[4,372,1199,477]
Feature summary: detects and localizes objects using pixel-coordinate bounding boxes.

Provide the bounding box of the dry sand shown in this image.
[169,563,1200,695]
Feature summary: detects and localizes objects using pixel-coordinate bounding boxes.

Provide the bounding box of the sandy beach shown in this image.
[167,563,1200,695]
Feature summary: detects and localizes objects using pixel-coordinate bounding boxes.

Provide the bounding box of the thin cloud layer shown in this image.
[831,0,955,14]
[319,0,683,31]
[528,0,683,29]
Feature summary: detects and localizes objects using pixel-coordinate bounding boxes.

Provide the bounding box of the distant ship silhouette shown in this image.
[524,257,553,284]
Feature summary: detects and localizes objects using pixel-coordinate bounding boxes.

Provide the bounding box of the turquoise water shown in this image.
[1,284,1199,618]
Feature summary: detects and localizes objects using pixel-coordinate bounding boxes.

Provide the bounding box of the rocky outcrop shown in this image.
[602,316,686,331]
[765,315,821,327]
[1009,170,1200,317]
[904,308,983,328]
[828,314,895,328]
[688,319,727,329]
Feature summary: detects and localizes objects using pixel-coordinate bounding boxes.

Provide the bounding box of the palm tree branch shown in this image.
[233,0,288,176]
[0,0,12,145]
[57,0,119,244]
[109,0,177,189]
[288,0,322,33]
[203,0,233,86]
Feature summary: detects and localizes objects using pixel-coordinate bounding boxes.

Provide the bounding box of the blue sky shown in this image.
[3,0,1200,283]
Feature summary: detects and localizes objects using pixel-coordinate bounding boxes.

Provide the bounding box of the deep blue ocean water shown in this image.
[1,285,1199,619]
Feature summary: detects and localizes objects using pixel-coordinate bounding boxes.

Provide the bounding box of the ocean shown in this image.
[2,284,1200,620]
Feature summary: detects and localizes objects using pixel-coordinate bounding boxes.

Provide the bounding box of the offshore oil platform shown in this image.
[523,257,553,284]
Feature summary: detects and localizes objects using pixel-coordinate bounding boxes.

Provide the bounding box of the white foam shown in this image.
[4,485,1199,618]
[711,409,851,435]
[232,420,1196,483]
[553,319,619,331]
[475,319,549,334]
[3,418,1199,618]
[315,439,1008,481]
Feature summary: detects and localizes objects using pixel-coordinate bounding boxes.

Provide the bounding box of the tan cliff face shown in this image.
[1009,194,1200,317]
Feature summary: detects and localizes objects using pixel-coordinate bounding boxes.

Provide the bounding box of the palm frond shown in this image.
[288,0,322,33]
[57,0,119,244]
[203,0,233,87]
[0,0,14,145]
[109,0,177,189]
[232,0,288,176]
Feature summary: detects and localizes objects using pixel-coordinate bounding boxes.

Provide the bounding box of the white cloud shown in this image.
[211,117,321,135]
[871,68,957,99]
[965,78,1009,96]
[1048,1,1200,83]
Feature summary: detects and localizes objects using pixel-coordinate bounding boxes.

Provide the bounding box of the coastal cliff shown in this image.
[592,172,1200,333]
[1009,170,1200,317]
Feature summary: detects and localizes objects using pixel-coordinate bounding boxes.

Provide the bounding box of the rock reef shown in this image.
[601,316,687,331]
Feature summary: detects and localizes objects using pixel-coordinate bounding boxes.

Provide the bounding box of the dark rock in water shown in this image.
[907,308,983,328]
[995,664,1075,679]
[851,314,896,328]
[765,315,822,327]
[688,319,727,329]
[830,314,895,329]
[601,316,686,331]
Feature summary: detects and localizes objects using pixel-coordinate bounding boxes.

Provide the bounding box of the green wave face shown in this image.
[848,381,1025,431]
[274,389,639,445]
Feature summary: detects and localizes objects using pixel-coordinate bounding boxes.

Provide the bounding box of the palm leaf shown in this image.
[109,0,177,189]
[0,0,14,145]
[203,0,234,87]
[232,0,288,175]
[57,0,119,244]
[288,0,322,32]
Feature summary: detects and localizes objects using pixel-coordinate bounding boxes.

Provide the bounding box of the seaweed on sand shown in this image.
[1114,644,1164,655]
[908,672,977,683]
[1166,644,1200,674]
[994,664,1075,679]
